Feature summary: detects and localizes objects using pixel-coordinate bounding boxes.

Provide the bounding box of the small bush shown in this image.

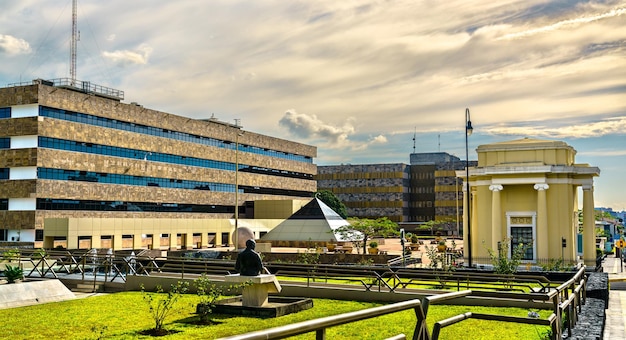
[4,264,24,283]
[141,281,189,334]
[2,248,19,261]
[194,274,238,324]
[369,241,378,248]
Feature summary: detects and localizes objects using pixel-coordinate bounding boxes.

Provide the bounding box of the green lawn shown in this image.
[0,292,552,339]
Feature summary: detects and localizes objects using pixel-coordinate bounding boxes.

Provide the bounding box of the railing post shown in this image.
[316,328,325,340]
[552,294,562,339]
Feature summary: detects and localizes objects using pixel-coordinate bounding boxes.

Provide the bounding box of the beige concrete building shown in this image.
[459,138,600,267]
[0,79,317,250]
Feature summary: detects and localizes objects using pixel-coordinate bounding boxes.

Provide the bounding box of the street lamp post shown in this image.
[465,108,473,267]
[234,125,244,251]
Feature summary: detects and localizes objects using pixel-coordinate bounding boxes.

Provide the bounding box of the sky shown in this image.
[1,0,625,210]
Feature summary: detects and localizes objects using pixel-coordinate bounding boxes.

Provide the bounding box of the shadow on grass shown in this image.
[176,314,227,326]
[138,328,182,337]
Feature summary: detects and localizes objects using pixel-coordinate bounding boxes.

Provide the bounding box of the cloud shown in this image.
[498,6,626,40]
[278,110,354,145]
[278,110,387,151]
[485,116,626,139]
[102,44,152,66]
[0,34,31,55]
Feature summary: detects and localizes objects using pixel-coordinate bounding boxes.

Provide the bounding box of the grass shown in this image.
[0,292,551,339]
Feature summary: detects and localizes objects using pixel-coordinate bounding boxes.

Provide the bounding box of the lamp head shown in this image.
[466,121,473,136]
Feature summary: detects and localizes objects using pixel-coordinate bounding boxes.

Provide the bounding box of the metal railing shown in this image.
[7,78,124,100]
[217,291,472,340]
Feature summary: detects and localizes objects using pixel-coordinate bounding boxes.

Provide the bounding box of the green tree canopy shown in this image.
[316,190,348,218]
[335,217,398,254]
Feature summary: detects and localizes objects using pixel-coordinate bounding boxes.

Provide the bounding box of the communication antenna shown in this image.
[412,127,416,153]
[438,134,441,152]
[70,0,78,84]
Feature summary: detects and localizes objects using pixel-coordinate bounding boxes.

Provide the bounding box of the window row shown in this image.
[0,138,9,149]
[38,106,312,163]
[38,167,312,198]
[38,168,236,192]
[39,137,312,180]
[36,198,235,213]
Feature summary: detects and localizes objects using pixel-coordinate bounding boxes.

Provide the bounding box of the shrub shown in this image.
[369,241,378,248]
[195,274,225,323]
[541,258,566,272]
[2,249,19,261]
[141,281,189,334]
[486,238,531,275]
[4,264,24,283]
[33,248,47,259]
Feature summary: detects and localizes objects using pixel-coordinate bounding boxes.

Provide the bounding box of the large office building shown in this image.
[0,78,317,250]
[316,163,409,222]
[316,153,476,231]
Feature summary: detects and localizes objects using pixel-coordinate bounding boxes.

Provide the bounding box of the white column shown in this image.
[582,185,596,267]
[489,184,503,250]
[534,184,549,261]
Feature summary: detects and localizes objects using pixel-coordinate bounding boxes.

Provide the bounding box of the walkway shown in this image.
[603,255,626,340]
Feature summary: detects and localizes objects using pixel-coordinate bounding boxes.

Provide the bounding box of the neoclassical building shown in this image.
[459,138,600,267]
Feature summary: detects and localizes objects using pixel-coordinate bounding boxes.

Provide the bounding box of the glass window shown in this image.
[510,226,534,261]
[0,107,10,119]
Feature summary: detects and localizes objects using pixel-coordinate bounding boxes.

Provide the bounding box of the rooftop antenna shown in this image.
[70,0,78,85]
[412,127,416,153]
[438,134,441,152]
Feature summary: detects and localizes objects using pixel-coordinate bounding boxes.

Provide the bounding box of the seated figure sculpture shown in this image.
[235,239,264,276]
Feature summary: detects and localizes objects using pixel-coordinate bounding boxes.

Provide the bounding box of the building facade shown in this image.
[409,153,476,229]
[316,163,409,222]
[460,138,600,267]
[0,79,317,250]
[316,153,474,229]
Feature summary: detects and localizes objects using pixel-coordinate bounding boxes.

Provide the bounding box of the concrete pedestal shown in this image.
[225,274,282,307]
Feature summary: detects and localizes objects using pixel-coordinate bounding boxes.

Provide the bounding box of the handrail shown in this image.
[217,298,428,340]
[431,312,558,340]
[423,290,473,315]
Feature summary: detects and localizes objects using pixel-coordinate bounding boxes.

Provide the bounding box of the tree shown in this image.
[335,217,398,254]
[420,218,456,236]
[316,190,348,218]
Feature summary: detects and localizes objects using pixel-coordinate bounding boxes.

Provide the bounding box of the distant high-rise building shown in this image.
[316,163,409,222]
[316,152,476,234]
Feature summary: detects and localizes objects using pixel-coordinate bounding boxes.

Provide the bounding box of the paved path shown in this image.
[603,255,626,340]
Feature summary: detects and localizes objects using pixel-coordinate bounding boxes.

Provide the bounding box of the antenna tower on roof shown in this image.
[70,0,78,84]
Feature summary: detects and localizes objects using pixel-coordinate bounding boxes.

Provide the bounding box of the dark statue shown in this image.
[235,239,264,276]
